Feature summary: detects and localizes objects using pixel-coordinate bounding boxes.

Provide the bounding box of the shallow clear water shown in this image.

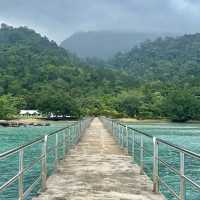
[0,126,60,153]
[1,122,200,199]
[0,122,70,200]
[128,123,200,200]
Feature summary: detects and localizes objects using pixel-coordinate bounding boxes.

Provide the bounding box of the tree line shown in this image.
[0,24,199,122]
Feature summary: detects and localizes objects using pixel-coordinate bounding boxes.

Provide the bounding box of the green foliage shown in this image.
[109,35,200,121]
[111,35,200,86]
[163,89,200,122]
[115,93,141,117]
[35,88,80,117]
[0,24,199,122]
[0,25,130,117]
[0,95,22,119]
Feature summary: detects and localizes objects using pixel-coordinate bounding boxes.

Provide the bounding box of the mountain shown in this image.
[60,31,171,59]
[110,34,200,85]
[0,24,134,117]
[0,24,199,121]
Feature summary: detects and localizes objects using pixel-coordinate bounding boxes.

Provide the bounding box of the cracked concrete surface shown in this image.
[33,118,164,200]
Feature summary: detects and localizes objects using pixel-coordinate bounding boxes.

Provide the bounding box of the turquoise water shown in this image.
[128,123,200,200]
[0,122,71,200]
[1,122,200,199]
[0,126,62,153]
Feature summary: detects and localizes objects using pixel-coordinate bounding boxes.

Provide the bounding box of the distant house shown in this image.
[20,110,40,116]
[48,113,71,120]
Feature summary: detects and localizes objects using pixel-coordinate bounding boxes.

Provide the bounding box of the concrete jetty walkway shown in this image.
[34,118,164,200]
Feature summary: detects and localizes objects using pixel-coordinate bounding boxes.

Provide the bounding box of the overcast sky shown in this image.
[0,0,200,43]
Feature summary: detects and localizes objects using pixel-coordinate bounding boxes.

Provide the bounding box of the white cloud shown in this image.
[170,0,200,16]
[1,0,200,42]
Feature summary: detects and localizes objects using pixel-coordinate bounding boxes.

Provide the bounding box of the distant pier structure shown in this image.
[33,118,164,200]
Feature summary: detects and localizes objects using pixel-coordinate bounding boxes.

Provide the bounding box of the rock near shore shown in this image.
[0,120,50,127]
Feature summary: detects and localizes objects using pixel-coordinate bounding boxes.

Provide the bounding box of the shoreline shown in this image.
[1,117,200,127]
[119,118,200,124]
[0,118,76,127]
[119,118,169,123]
[0,118,50,127]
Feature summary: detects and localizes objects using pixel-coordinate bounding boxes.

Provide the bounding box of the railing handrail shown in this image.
[0,121,79,159]
[118,122,153,139]
[101,116,200,200]
[0,117,92,200]
[156,137,200,160]
[108,117,200,159]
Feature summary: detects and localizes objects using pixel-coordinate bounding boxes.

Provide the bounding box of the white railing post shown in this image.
[114,122,117,137]
[121,126,124,148]
[132,130,135,162]
[126,125,128,149]
[140,135,144,174]
[69,126,72,147]
[55,133,59,171]
[66,128,69,152]
[113,121,116,137]
[0,118,91,199]
[153,137,159,193]
[78,122,81,142]
[41,135,48,191]
[18,149,24,200]
[118,123,120,143]
[118,125,121,145]
[180,152,185,200]
[80,120,82,134]
[73,125,76,145]
[76,124,78,143]
[76,123,79,144]
[112,120,114,134]
[63,131,66,158]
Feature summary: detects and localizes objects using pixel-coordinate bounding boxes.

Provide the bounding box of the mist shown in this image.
[0,0,200,43]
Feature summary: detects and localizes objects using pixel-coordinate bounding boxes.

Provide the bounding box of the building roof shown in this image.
[20,110,40,115]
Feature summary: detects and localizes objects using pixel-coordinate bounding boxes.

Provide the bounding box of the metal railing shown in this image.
[101,117,200,200]
[0,118,92,200]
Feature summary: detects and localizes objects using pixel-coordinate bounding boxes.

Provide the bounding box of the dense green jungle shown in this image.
[0,24,200,122]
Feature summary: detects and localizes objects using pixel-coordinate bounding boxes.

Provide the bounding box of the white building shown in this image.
[20,110,40,116]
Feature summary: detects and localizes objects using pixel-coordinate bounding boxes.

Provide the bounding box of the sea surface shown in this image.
[0,122,200,199]
[0,121,72,200]
[128,123,200,200]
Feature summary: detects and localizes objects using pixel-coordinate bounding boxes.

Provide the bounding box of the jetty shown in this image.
[33,118,164,200]
[2,117,199,199]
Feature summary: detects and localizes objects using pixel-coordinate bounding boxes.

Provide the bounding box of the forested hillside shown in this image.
[0,24,134,118]
[111,35,200,85]
[109,35,200,121]
[60,31,166,59]
[0,24,200,122]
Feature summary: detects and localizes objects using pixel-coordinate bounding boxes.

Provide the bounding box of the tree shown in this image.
[0,24,200,119]
[0,95,22,119]
[36,89,80,118]
[115,94,141,117]
[163,89,199,122]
